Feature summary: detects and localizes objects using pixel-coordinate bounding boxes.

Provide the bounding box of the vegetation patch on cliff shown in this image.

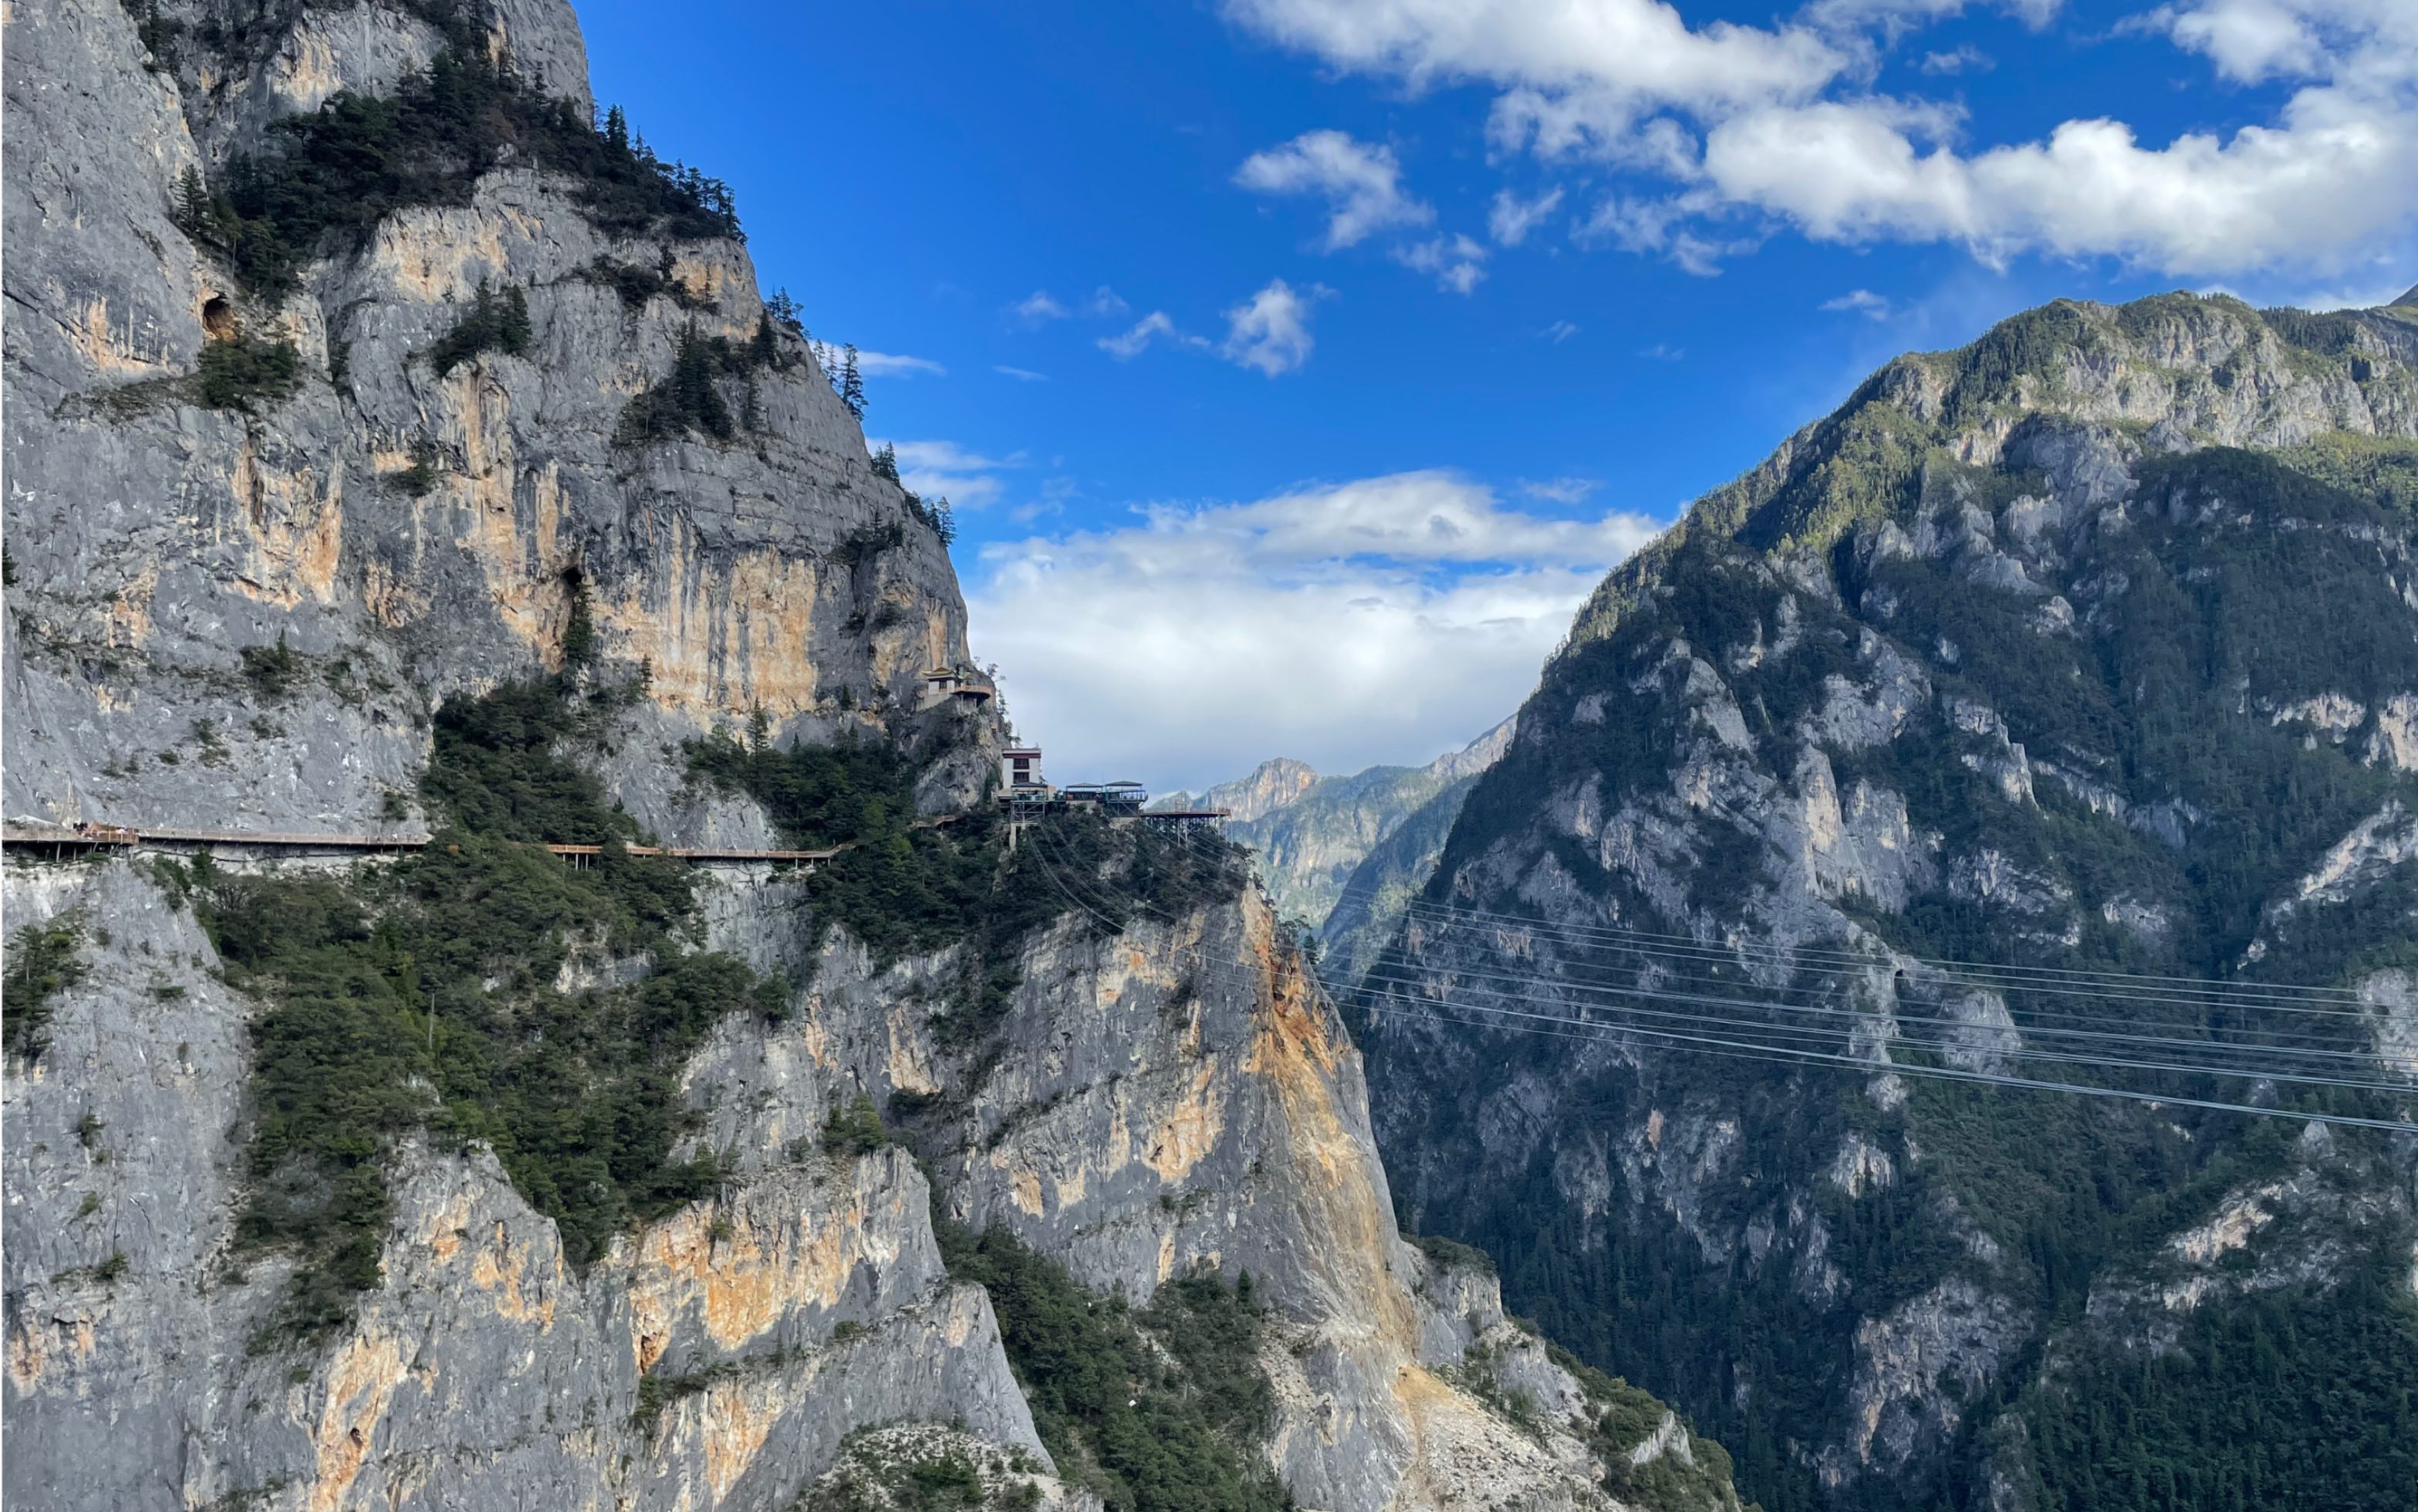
[937,1221,1285,1512]
[193,673,789,1343]
[3,910,87,1062]
[803,1424,1054,1512]
[174,37,740,297]
[421,280,532,375]
[613,322,789,447]
[683,736,1245,1046]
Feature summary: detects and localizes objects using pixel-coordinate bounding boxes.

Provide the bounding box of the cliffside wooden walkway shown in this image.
[1,824,841,869]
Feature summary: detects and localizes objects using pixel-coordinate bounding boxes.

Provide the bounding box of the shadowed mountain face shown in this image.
[1353,292,2418,1512]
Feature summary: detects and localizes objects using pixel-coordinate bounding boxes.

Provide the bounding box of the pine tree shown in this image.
[670,329,734,440]
[500,285,532,355]
[839,343,866,421]
[173,167,212,241]
[603,104,629,151]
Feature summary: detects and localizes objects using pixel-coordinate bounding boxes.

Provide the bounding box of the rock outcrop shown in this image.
[5,0,974,837]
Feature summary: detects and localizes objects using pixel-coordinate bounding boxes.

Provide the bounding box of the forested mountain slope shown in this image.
[1356,289,2418,1512]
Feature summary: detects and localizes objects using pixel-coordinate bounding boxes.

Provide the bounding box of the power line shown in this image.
[1336,960,2418,1096]
[1386,897,2381,1013]
[1031,820,2415,1134]
[1154,821,2386,1018]
[1381,906,2398,1062]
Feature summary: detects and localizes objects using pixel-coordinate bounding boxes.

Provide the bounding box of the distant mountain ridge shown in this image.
[1160,717,1515,926]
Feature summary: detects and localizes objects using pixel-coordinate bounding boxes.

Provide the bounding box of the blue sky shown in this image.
[575,0,2416,792]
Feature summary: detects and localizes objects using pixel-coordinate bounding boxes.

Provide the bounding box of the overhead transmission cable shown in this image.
[1385,896,2379,1012]
[1028,818,2416,1132]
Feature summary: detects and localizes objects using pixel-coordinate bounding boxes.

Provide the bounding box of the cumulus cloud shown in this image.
[1224,0,2418,278]
[1085,286,1131,316]
[2153,0,2342,82]
[995,365,1051,382]
[1394,233,1490,292]
[1488,185,1565,245]
[1099,310,1207,359]
[965,471,1663,788]
[1235,130,1434,248]
[1224,0,1840,128]
[1579,193,1752,275]
[855,350,947,377]
[1917,44,1993,73]
[1011,290,1069,323]
[876,440,1022,508]
[1221,279,1330,375]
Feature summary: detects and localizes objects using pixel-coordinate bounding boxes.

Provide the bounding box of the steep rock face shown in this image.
[3,5,1738,1510]
[2,855,1047,1511]
[1359,293,2418,1512]
[1165,720,1515,930]
[703,863,1743,1512]
[4,0,971,835]
[1320,770,1485,988]
[2,842,1741,1512]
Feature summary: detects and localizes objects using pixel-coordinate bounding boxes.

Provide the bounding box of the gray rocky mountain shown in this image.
[1,5,1740,1510]
[1352,291,2418,1512]
[1160,719,1515,930]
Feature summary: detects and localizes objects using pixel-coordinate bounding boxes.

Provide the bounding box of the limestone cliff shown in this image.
[2,5,1739,1509]
[1355,292,2418,1511]
[5,0,978,839]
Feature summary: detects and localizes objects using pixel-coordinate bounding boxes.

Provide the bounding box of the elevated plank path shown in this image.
[2,824,839,869]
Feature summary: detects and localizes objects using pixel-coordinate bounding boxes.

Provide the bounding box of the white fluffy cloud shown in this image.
[1011,291,1069,323]
[966,471,1663,788]
[1224,0,1840,123]
[1235,130,1434,248]
[876,440,1020,508]
[1225,0,2418,278]
[1221,278,1329,375]
[1393,233,1489,293]
[1918,44,1993,73]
